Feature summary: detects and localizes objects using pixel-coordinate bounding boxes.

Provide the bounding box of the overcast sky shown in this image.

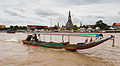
[0,0,120,26]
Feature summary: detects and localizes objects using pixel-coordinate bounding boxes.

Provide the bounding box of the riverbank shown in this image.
[1,29,120,33]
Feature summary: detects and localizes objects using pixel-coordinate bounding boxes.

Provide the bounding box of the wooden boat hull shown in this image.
[22,40,65,49]
[65,36,114,50]
[22,36,114,51]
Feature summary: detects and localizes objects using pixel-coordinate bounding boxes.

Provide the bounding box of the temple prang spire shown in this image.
[69,10,71,17]
[65,10,73,30]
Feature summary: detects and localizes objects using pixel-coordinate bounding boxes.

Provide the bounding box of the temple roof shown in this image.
[112,23,120,26]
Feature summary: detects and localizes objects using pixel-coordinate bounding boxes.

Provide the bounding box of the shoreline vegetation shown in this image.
[1,30,120,33]
[0,20,120,33]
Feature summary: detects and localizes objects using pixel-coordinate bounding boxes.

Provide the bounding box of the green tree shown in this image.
[72,25,78,30]
[94,20,109,30]
[53,25,58,30]
[81,25,89,29]
[10,25,14,29]
[22,26,27,30]
[36,26,44,29]
[9,25,27,30]
[85,25,89,29]
[14,25,18,30]
[0,28,6,30]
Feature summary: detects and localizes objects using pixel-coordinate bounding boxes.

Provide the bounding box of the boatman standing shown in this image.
[33,34,38,42]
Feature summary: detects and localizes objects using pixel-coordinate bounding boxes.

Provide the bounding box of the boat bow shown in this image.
[65,36,115,50]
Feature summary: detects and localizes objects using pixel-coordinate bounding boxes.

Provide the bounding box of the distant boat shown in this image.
[7,29,16,33]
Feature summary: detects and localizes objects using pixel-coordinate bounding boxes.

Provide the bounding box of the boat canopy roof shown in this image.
[27,32,103,37]
[96,34,103,37]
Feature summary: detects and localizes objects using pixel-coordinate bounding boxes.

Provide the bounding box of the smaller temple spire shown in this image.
[80,21,82,27]
[58,22,60,27]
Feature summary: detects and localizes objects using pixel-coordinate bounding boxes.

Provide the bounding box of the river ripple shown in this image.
[0,33,118,66]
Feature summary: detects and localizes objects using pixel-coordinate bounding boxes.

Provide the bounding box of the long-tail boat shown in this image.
[22,33,115,51]
[7,29,16,33]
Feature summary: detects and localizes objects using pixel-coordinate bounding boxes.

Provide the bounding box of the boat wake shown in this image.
[4,38,18,42]
[77,47,120,66]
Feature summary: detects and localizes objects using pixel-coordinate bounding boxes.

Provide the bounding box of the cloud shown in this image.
[52,0,120,7]
[118,12,120,15]
[94,16,105,19]
[0,0,120,26]
[4,8,26,18]
[35,9,60,17]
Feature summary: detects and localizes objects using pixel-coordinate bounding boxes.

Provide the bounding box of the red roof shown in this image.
[27,25,48,28]
[112,23,120,26]
[0,25,6,28]
[87,25,94,27]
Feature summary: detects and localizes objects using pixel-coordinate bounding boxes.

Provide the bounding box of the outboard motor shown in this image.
[26,35,32,41]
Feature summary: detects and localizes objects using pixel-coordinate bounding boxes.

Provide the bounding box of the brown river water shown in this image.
[0,33,120,66]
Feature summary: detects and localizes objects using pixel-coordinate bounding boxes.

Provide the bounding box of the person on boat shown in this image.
[90,37,93,42]
[26,35,32,41]
[77,39,88,45]
[84,39,88,43]
[33,34,38,42]
[96,34,103,40]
